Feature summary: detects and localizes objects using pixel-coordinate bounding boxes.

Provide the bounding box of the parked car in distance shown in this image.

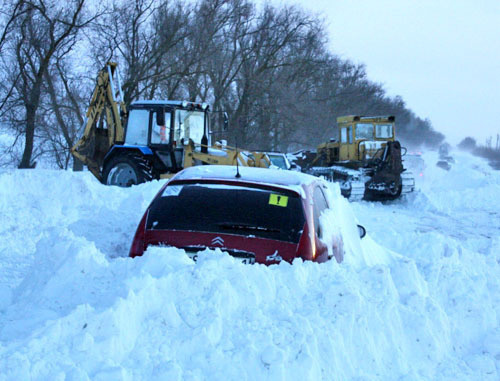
[404,152,426,178]
[129,165,365,264]
[266,152,292,170]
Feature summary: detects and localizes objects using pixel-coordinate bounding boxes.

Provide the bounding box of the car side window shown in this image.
[312,186,329,239]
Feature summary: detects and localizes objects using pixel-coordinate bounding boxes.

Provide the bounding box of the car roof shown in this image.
[171,165,320,196]
[266,152,286,156]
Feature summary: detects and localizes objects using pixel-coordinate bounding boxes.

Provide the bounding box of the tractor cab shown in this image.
[337,115,395,162]
[125,100,212,172]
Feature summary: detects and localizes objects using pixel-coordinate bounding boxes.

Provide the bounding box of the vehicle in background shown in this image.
[287,150,317,172]
[436,143,454,170]
[71,62,270,187]
[294,116,415,201]
[129,166,366,265]
[266,152,292,170]
[404,152,426,178]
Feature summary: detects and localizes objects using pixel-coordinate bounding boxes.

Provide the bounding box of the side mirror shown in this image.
[223,112,229,131]
[357,224,366,239]
[156,110,165,126]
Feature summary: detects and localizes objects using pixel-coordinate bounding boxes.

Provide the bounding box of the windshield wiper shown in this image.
[217,223,280,233]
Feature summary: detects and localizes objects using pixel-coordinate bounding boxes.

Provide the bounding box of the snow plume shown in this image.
[0,150,499,380]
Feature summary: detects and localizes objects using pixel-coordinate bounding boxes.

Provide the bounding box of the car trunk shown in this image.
[144,230,299,264]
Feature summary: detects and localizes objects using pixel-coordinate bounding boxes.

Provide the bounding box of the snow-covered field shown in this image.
[0,151,498,380]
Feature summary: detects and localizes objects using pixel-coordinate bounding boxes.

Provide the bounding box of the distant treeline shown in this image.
[458,136,500,167]
[0,0,444,169]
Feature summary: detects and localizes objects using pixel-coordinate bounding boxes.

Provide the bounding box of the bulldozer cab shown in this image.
[337,116,395,162]
[309,114,414,201]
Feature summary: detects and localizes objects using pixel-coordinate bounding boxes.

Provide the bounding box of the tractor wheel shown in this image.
[102,153,152,187]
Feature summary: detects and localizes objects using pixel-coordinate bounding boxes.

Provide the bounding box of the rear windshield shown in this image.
[147,183,305,243]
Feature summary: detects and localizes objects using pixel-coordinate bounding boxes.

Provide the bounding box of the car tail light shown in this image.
[129,211,148,258]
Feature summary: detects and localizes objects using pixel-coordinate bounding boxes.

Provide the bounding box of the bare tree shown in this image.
[1,0,445,170]
[0,1,27,115]
[227,4,324,148]
[89,0,196,104]
[0,0,28,54]
[1,0,100,168]
[39,58,86,169]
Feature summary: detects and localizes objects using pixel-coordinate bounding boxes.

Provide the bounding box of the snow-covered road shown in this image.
[0,151,498,380]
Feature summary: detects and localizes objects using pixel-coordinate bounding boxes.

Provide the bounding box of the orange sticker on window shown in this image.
[269,194,288,207]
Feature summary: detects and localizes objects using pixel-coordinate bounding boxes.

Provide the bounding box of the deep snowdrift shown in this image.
[0,151,498,380]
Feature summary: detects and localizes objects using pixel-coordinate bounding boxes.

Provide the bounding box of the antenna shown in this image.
[235,140,241,178]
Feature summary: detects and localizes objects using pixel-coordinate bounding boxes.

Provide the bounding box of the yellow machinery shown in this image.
[71,63,270,186]
[306,116,414,201]
[317,116,396,163]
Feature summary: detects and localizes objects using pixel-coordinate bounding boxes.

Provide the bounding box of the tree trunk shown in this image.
[19,105,36,168]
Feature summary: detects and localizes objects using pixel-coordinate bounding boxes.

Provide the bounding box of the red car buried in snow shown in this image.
[129,166,365,264]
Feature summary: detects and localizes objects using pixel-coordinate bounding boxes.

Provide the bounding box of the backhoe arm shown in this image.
[71,62,127,181]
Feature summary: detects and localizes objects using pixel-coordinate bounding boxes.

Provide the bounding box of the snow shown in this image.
[0,150,499,380]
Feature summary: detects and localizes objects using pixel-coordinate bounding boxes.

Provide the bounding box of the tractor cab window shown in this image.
[174,109,205,145]
[376,124,393,138]
[355,123,374,140]
[341,128,347,143]
[151,111,171,145]
[125,109,149,145]
[348,125,353,144]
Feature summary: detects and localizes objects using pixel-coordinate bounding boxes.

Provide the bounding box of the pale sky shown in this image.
[267,0,500,145]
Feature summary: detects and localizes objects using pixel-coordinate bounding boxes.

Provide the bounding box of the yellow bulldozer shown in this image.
[304,115,415,201]
[71,62,270,186]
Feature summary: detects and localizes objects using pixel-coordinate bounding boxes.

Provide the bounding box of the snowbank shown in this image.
[351,149,500,380]
[0,151,499,380]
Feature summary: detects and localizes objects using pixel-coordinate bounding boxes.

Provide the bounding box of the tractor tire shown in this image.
[102,152,153,187]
